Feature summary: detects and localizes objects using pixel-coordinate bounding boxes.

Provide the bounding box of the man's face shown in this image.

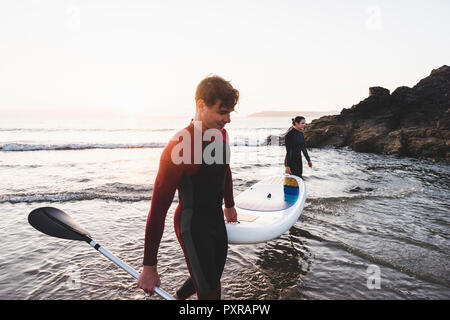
[197,99,234,130]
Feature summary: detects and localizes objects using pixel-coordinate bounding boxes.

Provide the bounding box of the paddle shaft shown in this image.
[88,240,175,300]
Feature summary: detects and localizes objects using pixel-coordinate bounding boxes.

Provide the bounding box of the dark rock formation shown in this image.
[300,65,450,162]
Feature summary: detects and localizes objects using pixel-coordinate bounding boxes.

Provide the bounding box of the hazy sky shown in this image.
[1,0,449,117]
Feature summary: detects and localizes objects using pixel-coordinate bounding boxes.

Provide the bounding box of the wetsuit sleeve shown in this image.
[284,130,293,167]
[143,156,183,266]
[223,165,235,208]
[300,133,311,162]
[221,128,234,208]
[301,145,311,162]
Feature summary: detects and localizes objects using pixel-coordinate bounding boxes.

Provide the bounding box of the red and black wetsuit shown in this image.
[143,121,234,300]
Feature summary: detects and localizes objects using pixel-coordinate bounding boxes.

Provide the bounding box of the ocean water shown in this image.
[0,115,449,300]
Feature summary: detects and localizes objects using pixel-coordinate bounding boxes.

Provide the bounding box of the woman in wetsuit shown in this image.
[137,76,239,300]
[284,116,312,178]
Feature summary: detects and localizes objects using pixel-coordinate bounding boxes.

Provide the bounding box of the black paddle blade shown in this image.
[28,207,92,242]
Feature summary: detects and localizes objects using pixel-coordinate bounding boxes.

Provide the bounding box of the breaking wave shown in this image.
[0,142,166,152]
[0,182,156,203]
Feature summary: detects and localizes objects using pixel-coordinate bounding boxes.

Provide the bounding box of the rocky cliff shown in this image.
[302,65,450,162]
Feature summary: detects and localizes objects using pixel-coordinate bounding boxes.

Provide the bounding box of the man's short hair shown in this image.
[195,75,239,109]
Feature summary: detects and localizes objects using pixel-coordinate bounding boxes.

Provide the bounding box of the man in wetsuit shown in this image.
[137,75,239,300]
[285,116,312,178]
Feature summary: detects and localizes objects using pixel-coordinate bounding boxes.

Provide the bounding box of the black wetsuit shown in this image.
[143,122,234,300]
[284,127,310,178]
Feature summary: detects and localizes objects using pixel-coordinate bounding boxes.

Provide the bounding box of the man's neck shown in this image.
[193,114,207,132]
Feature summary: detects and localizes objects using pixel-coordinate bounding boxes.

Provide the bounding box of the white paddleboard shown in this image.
[225,174,306,244]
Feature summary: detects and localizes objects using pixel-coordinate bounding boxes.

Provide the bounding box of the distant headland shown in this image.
[248,110,337,118]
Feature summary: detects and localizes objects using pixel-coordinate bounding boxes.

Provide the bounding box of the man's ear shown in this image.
[196,99,206,112]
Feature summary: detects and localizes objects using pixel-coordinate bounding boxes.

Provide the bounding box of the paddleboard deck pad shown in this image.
[225,175,306,244]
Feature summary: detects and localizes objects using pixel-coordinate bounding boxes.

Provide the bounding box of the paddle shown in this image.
[28,206,174,300]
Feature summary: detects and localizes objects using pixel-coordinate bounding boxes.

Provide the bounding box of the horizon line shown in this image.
[0,107,341,118]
